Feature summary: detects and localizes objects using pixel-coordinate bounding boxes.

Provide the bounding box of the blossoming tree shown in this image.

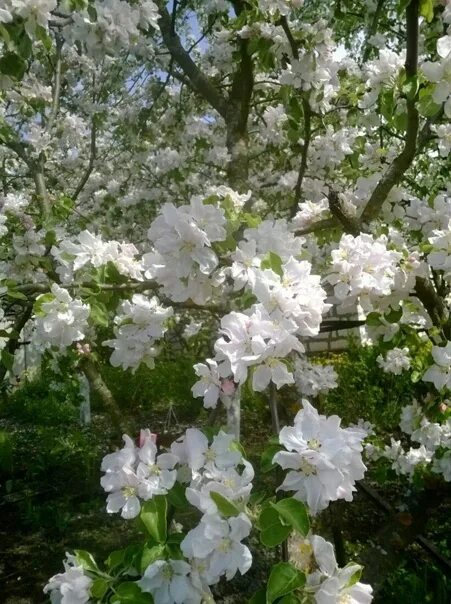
[1,0,451,602]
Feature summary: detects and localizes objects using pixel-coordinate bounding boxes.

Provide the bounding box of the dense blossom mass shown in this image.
[1,0,451,602]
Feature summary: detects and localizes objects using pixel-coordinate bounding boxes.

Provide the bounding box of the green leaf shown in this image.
[419,0,434,22]
[7,289,27,301]
[74,550,99,573]
[1,350,15,371]
[271,498,310,536]
[345,563,363,587]
[0,52,26,79]
[140,544,166,574]
[89,300,109,327]
[44,230,57,248]
[0,431,13,473]
[279,595,301,603]
[397,0,412,14]
[167,482,188,509]
[111,582,153,603]
[105,548,127,571]
[242,212,261,228]
[385,307,402,324]
[91,578,109,599]
[248,589,267,604]
[34,293,54,317]
[210,491,240,517]
[140,496,168,543]
[266,562,305,603]
[417,84,442,117]
[366,312,381,327]
[261,251,283,277]
[411,370,422,383]
[259,505,292,547]
[261,444,281,473]
[52,195,74,220]
[401,75,419,101]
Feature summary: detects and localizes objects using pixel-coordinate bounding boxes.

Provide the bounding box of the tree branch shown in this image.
[328,189,360,235]
[72,118,97,202]
[361,0,385,63]
[291,97,312,217]
[47,34,63,132]
[156,3,227,117]
[294,217,339,236]
[359,0,419,226]
[0,303,33,382]
[225,32,254,191]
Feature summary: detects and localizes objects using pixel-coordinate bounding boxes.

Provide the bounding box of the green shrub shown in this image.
[1,373,81,426]
[321,339,419,431]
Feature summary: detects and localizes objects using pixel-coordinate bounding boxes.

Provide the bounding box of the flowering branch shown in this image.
[156,2,228,118]
[359,0,419,226]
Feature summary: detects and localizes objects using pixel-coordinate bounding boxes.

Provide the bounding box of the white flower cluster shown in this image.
[360,49,404,108]
[34,284,90,350]
[100,428,254,603]
[63,0,159,56]
[294,358,338,397]
[191,223,329,406]
[327,233,401,310]
[278,22,341,111]
[143,199,227,304]
[230,218,304,291]
[103,294,173,371]
[423,342,451,391]
[44,553,92,604]
[428,221,451,280]
[422,34,451,118]
[376,347,411,375]
[290,534,373,604]
[258,0,304,16]
[138,559,208,604]
[366,400,451,481]
[192,358,235,409]
[100,430,177,519]
[0,0,56,37]
[273,401,367,514]
[52,230,143,284]
[292,198,330,231]
[407,193,451,235]
[174,429,253,588]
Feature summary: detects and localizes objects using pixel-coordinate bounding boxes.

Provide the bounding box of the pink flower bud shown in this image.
[439,402,448,414]
[139,429,158,447]
[221,378,236,396]
[76,342,91,355]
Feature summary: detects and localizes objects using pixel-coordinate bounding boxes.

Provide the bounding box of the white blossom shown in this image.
[273,401,367,514]
[44,553,92,604]
[376,347,411,375]
[34,285,90,350]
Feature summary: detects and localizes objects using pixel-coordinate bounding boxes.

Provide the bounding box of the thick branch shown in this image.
[414,276,448,335]
[362,0,385,63]
[0,304,33,382]
[359,0,419,226]
[294,217,339,236]
[226,33,254,191]
[278,15,299,60]
[328,190,360,235]
[78,357,125,433]
[156,3,227,117]
[319,320,366,333]
[291,97,312,217]
[47,34,63,132]
[72,119,96,202]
